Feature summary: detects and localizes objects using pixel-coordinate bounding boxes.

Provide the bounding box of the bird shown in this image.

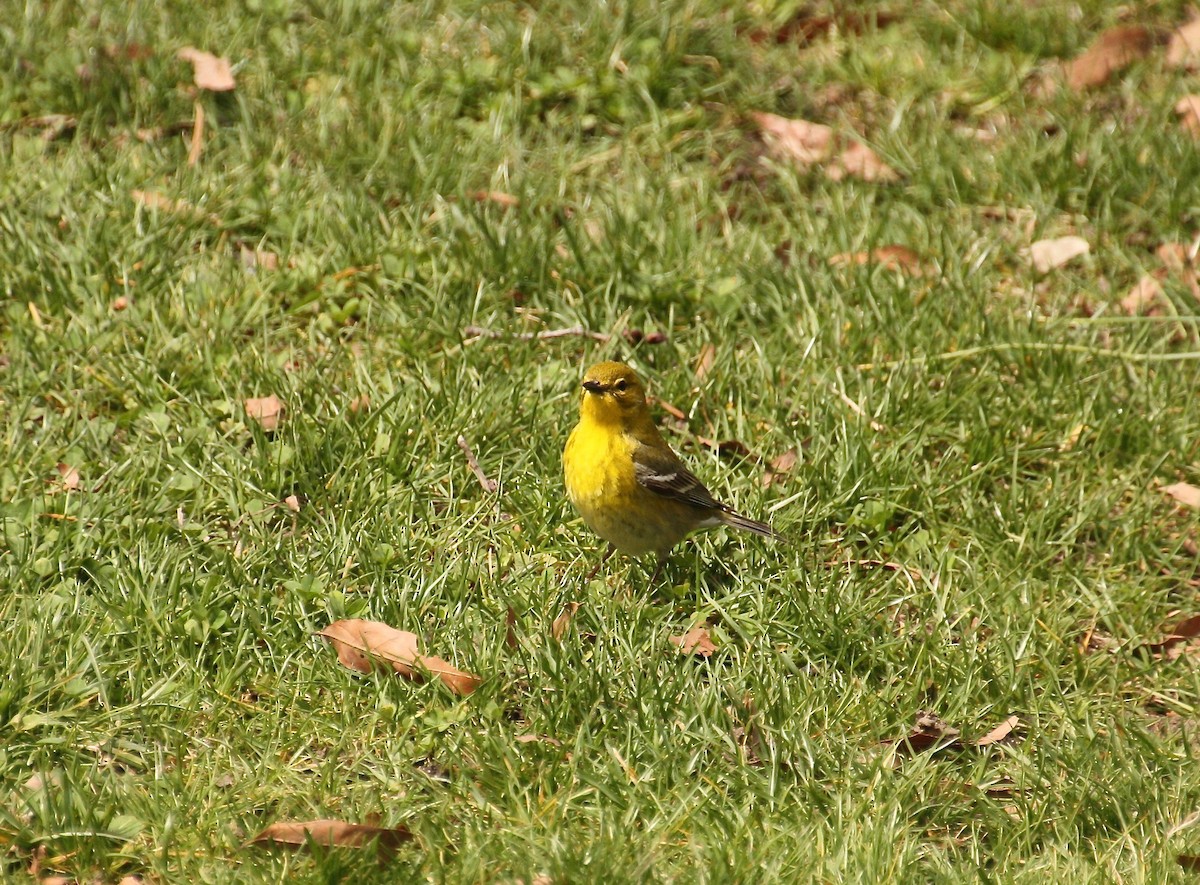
[562,360,781,581]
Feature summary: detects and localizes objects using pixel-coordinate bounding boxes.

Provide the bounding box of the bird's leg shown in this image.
[585,543,617,582]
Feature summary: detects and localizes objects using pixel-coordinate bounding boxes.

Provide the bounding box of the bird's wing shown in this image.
[632,442,726,513]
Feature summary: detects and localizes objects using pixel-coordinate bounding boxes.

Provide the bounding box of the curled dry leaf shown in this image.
[1027,236,1089,274]
[244,395,283,432]
[886,711,961,758]
[1145,614,1200,658]
[1167,13,1200,68]
[975,715,1020,747]
[551,602,581,640]
[1121,275,1167,315]
[1176,95,1200,137]
[762,448,799,488]
[669,626,717,658]
[1065,25,1157,91]
[177,47,236,92]
[319,619,481,695]
[249,819,411,854]
[1164,481,1200,509]
[55,462,81,492]
[829,245,923,274]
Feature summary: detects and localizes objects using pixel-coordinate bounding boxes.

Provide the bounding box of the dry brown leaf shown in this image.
[239,246,280,271]
[694,344,716,381]
[827,140,899,183]
[761,9,901,44]
[177,47,236,92]
[1168,13,1200,68]
[829,245,923,274]
[1121,275,1167,315]
[1028,236,1089,274]
[55,462,81,492]
[249,819,411,854]
[1146,614,1200,658]
[763,448,799,487]
[886,712,961,758]
[975,715,1020,747]
[244,395,283,432]
[1176,95,1200,136]
[469,190,519,208]
[551,602,581,640]
[669,626,717,658]
[1065,26,1157,91]
[752,112,835,167]
[695,437,757,461]
[1180,853,1200,872]
[1164,482,1200,509]
[319,619,481,695]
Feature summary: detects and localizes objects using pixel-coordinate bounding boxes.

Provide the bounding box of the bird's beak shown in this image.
[582,380,604,394]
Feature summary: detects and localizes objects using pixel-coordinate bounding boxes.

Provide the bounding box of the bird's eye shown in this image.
[615,379,627,392]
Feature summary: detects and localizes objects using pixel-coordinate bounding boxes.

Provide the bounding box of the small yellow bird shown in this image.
[563,360,781,580]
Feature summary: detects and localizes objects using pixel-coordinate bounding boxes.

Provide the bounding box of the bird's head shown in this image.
[578,361,649,425]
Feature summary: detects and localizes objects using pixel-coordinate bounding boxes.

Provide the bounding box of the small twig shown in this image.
[187,101,205,166]
[457,435,498,492]
[831,385,885,432]
[463,325,611,343]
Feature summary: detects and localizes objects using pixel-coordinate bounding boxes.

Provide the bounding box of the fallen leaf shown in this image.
[551,602,581,640]
[55,462,81,492]
[1065,25,1157,91]
[469,190,519,208]
[886,711,961,758]
[505,607,518,650]
[752,112,835,167]
[244,395,283,432]
[177,47,236,92]
[1164,482,1200,509]
[283,495,301,512]
[1145,614,1200,657]
[695,437,757,460]
[1028,236,1090,273]
[131,189,221,225]
[319,619,481,695]
[1176,95,1200,136]
[829,245,923,274]
[1168,13,1200,68]
[239,246,280,271]
[763,448,799,487]
[249,819,410,854]
[1180,853,1200,872]
[975,715,1020,747]
[669,626,717,657]
[514,734,562,747]
[826,139,899,183]
[1121,275,1167,315]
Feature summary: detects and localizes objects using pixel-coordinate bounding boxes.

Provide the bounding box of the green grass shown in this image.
[3,0,1200,881]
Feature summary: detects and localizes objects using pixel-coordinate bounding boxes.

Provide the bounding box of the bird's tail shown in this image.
[720,510,783,541]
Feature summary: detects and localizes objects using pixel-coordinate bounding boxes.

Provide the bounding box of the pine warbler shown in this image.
[563,360,780,579]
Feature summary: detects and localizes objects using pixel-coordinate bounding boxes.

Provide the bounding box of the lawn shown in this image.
[3,0,1200,881]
